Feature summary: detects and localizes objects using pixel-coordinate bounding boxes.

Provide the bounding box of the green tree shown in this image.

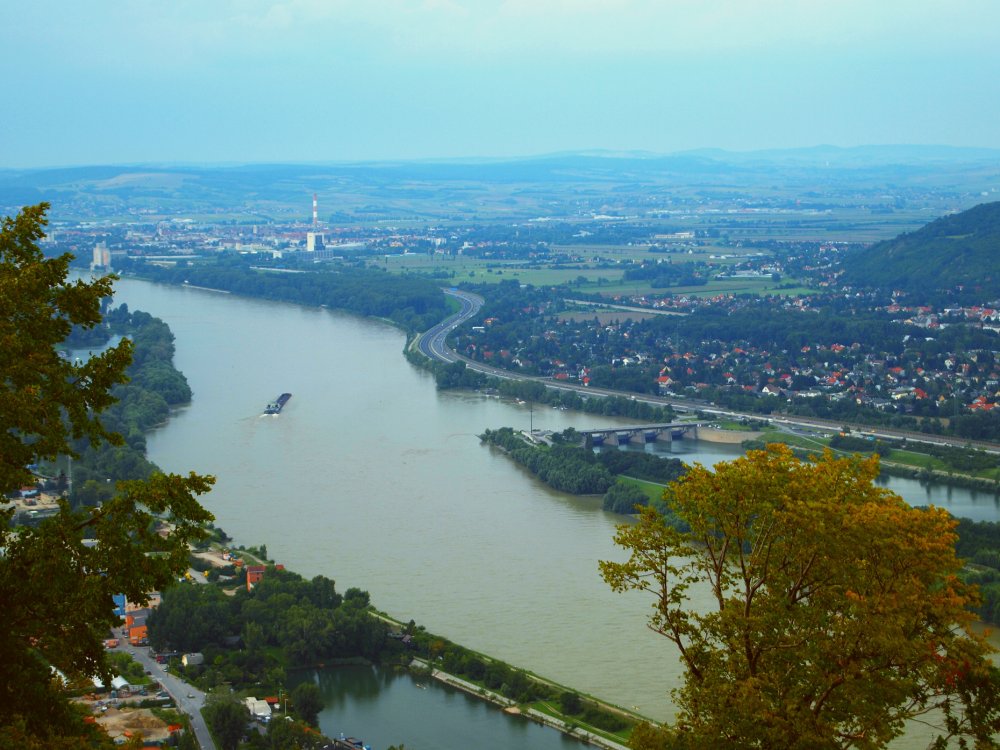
[0,203,130,490]
[291,681,323,726]
[600,444,1000,749]
[559,690,582,716]
[0,204,214,744]
[602,479,649,514]
[203,694,247,750]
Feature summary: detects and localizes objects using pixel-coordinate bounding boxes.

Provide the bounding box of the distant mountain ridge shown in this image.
[843,201,1000,301]
[1,145,997,223]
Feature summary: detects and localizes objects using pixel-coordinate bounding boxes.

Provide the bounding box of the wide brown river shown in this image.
[111,278,999,745]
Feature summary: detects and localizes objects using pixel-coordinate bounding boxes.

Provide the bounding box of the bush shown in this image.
[560,691,582,715]
[581,705,628,732]
[603,480,649,514]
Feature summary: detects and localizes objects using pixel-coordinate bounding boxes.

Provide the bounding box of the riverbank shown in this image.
[743,432,1000,496]
[695,426,763,444]
[409,657,632,750]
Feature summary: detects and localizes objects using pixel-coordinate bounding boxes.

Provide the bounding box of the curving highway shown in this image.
[417,289,483,363]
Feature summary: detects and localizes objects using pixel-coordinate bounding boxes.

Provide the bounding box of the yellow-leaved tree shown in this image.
[600,444,1000,749]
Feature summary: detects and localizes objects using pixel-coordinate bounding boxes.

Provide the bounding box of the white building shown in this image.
[244,696,271,721]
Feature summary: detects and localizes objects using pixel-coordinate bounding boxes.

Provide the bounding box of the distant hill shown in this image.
[2,146,998,223]
[842,201,1000,301]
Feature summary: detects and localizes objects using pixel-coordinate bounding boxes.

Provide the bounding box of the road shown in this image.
[416,291,1000,454]
[109,637,217,750]
[417,288,483,363]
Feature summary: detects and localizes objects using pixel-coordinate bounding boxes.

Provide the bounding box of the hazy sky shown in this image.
[3,0,999,167]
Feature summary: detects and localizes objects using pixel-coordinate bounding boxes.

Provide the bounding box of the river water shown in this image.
[111,278,999,745]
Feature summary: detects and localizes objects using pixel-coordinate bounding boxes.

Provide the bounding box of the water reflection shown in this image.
[295,665,587,750]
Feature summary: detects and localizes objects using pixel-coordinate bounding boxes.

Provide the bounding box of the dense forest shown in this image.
[62,304,193,507]
[842,200,1000,301]
[479,427,686,503]
[136,261,450,333]
[149,568,390,688]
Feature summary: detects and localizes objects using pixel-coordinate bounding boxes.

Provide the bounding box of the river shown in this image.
[110,278,999,745]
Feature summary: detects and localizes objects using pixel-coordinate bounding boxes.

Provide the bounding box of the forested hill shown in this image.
[842,201,1000,302]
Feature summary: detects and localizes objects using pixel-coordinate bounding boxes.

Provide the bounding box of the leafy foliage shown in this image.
[480,428,614,494]
[601,444,1000,749]
[290,682,323,726]
[0,204,130,492]
[149,568,388,689]
[69,307,194,507]
[203,694,247,750]
[0,204,214,745]
[602,480,650,513]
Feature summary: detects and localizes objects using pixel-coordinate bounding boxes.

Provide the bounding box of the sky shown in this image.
[2,0,999,167]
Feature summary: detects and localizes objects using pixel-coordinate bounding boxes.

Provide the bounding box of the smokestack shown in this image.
[312,193,318,228]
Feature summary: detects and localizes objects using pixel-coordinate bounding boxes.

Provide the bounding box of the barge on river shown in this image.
[264,393,292,415]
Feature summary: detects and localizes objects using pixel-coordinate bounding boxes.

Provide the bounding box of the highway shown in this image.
[417,288,483,363]
[416,291,1000,454]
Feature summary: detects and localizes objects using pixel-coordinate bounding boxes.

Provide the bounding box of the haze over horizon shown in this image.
[3,0,999,168]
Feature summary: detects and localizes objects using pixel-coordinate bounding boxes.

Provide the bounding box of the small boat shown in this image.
[264,393,292,415]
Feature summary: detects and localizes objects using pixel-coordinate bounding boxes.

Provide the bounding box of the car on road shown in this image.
[187,693,195,699]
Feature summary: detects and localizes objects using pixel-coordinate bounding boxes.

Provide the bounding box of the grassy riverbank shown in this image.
[159,538,649,749]
[746,429,1000,492]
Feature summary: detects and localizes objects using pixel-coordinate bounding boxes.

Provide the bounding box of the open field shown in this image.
[378,248,822,298]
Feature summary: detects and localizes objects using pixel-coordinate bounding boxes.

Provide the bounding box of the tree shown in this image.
[602,479,649,514]
[203,694,247,750]
[0,204,214,744]
[600,444,1000,749]
[559,690,583,715]
[291,681,323,726]
[0,203,130,491]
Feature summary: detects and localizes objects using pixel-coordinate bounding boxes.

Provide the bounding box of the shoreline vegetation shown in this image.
[154,547,647,749]
[60,304,195,508]
[479,426,686,514]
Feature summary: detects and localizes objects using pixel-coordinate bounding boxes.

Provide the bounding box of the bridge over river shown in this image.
[577,421,708,446]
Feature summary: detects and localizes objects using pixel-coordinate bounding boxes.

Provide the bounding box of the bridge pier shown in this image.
[580,422,702,448]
